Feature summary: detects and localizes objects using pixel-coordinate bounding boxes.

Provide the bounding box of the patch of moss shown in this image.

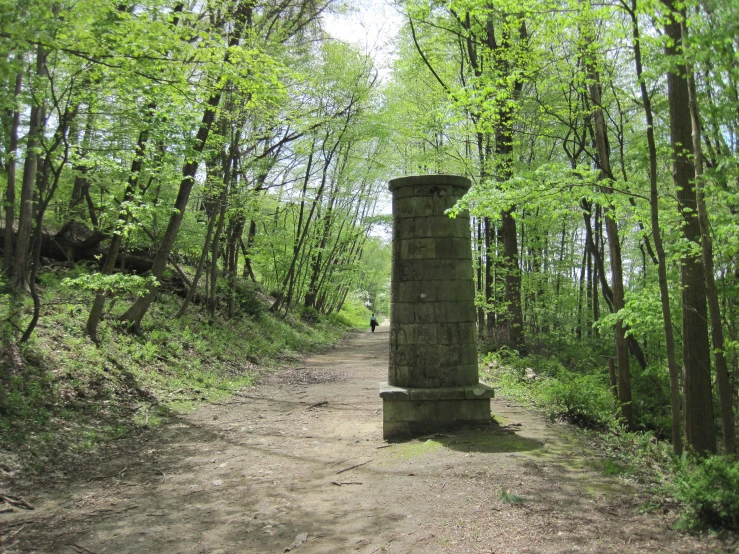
[445,432,544,454]
[389,438,444,459]
[583,481,636,499]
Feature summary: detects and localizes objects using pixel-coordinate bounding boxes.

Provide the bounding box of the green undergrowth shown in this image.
[499,487,526,504]
[481,348,620,432]
[481,347,739,534]
[0,266,371,475]
[597,430,739,533]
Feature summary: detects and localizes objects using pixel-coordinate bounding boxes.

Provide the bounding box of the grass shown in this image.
[499,487,526,504]
[601,459,627,476]
[0,266,372,475]
[388,438,444,459]
[480,350,739,534]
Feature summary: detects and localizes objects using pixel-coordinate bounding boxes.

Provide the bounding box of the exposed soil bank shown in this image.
[1,322,735,553]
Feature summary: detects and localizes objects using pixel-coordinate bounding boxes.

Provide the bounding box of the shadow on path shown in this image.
[2,322,734,554]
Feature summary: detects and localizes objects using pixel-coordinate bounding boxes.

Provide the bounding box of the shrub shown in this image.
[539,372,618,430]
[481,351,619,431]
[673,455,739,531]
[300,306,320,323]
[232,280,268,318]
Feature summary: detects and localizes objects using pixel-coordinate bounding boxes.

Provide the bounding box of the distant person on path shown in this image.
[370,314,378,332]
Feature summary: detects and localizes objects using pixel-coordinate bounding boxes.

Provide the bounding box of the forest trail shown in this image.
[1,323,732,553]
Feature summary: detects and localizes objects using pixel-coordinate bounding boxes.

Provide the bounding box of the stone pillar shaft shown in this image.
[388,175,477,387]
[381,175,493,439]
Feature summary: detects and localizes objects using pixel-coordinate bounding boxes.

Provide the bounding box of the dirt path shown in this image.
[1,323,735,553]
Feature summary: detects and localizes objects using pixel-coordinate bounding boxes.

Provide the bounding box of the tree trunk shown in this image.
[173,195,220,319]
[664,0,715,455]
[628,0,683,454]
[227,215,244,318]
[270,146,315,313]
[118,1,251,331]
[14,45,47,290]
[484,217,495,340]
[492,18,526,353]
[241,220,257,281]
[87,105,155,342]
[583,13,632,428]
[305,177,338,309]
[2,72,21,277]
[476,218,485,333]
[69,109,96,224]
[501,207,523,351]
[20,103,73,343]
[681,19,735,455]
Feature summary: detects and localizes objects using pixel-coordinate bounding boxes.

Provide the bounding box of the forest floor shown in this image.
[1,322,736,554]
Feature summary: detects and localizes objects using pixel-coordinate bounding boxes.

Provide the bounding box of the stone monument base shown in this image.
[380,382,494,440]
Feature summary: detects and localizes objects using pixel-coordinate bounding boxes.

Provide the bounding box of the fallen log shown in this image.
[0,223,155,273]
[0,224,192,298]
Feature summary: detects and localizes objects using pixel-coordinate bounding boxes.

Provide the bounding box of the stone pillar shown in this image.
[380,174,493,439]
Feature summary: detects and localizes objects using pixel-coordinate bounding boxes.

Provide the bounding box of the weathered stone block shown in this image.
[421,259,456,280]
[390,279,400,299]
[415,184,447,197]
[454,219,473,238]
[390,364,412,386]
[455,399,491,420]
[391,343,416,368]
[391,185,418,199]
[406,400,439,421]
[397,281,437,303]
[394,217,416,240]
[409,217,433,238]
[433,237,471,259]
[414,323,437,345]
[460,346,478,365]
[379,382,410,399]
[391,302,415,324]
[458,364,480,384]
[415,373,443,388]
[435,238,462,259]
[394,197,415,219]
[437,282,474,302]
[433,194,460,215]
[393,260,415,282]
[391,323,415,345]
[388,174,471,192]
[409,387,466,401]
[433,301,460,323]
[412,196,435,217]
[458,304,477,322]
[400,238,435,260]
[438,344,462,366]
[382,420,412,438]
[415,344,442,369]
[456,263,474,280]
[421,216,457,238]
[414,303,435,323]
[436,322,461,345]
[381,395,494,439]
[382,399,417,421]
[465,383,495,399]
[459,322,477,344]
